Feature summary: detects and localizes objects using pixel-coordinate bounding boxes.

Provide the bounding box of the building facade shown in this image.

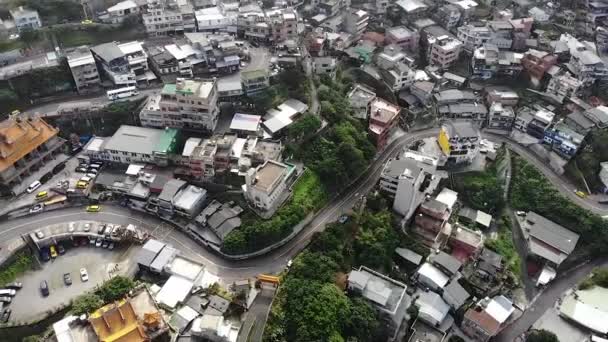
[66,46,102,94]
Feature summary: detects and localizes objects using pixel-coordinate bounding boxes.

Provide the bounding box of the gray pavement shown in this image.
[9,244,139,323]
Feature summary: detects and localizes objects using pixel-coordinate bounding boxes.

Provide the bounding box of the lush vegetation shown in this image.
[264,209,404,342]
[71,276,135,315]
[526,329,559,342]
[566,129,608,192]
[484,216,521,281]
[578,267,608,290]
[0,251,34,286]
[247,69,311,113]
[286,115,322,142]
[511,155,608,256]
[222,169,328,254]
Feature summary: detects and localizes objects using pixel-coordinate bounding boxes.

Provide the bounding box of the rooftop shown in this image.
[382,158,423,180]
[0,117,60,172]
[416,291,450,325]
[559,287,608,335]
[108,0,138,13]
[89,299,147,342]
[162,79,215,99]
[370,98,400,124]
[91,42,125,62]
[431,251,462,275]
[417,262,449,289]
[387,26,416,40]
[251,160,288,193]
[443,121,480,139]
[435,188,458,210]
[524,211,579,254]
[103,125,178,156]
[173,185,207,211]
[443,281,470,308]
[348,266,407,314]
[230,113,261,132]
[158,178,187,202]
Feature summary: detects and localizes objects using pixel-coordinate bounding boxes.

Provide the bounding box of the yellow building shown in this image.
[89,299,149,342]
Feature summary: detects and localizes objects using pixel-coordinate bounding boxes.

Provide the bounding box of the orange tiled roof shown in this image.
[89,300,148,342]
[0,118,59,172]
[465,308,501,335]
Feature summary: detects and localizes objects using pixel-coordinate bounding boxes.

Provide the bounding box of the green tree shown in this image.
[283,279,349,342]
[19,27,39,47]
[526,330,559,342]
[72,293,104,315]
[354,211,398,271]
[343,297,379,342]
[289,251,339,283]
[287,114,321,141]
[97,276,135,302]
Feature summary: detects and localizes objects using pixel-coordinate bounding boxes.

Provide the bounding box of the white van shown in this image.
[0,289,17,297]
[26,181,42,193]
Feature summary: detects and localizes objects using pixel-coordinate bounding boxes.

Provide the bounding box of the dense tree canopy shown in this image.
[526,330,559,342]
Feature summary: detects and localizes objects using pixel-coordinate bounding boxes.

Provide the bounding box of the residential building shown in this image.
[140,78,219,131]
[430,251,463,277]
[513,107,533,132]
[448,224,484,260]
[584,106,608,128]
[528,7,550,22]
[438,103,487,121]
[487,21,514,49]
[238,5,270,42]
[266,8,298,42]
[90,42,136,87]
[0,116,65,195]
[434,4,461,31]
[230,113,262,137]
[462,296,515,342]
[241,69,269,95]
[471,44,523,80]
[172,184,208,218]
[106,0,140,24]
[347,84,376,120]
[428,35,463,70]
[368,98,400,149]
[413,189,457,248]
[243,160,295,213]
[66,46,102,94]
[476,248,503,281]
[543,122,584,159]
[485,87,519,106]
[147,46,179,78]
[437,121,481,164]
[347,266,409,341]
[527,108,555,138]
[263,99,309,136]
[586,0,608,23]
[565,111,595,135]
[559,34,608,85]
[116,40,155,85]
[10,6,41,32]
[163,44,196,78]
[376,45,412,71]
[318,0,345,17]
[545,68,583,103]
[443,280,470,310]
[416,262,450,291]
[379,158,426,219]
[217,78,243,100]
[457,23,492,53]
[521,49,557,86]
[312,57,337,76]
[343,9,369,37]
[411,81,435,105]
[487,102,515,130]
[194,200,243,244]
[149,178,188,217]
[385,26,418,52]
[414,291,450,327]
[520,211,579,267]
[83,125,179,166]
[394,0,429,20]
[142,3,196,36]
[195,7,235,32]
[380,63,415,92]
[434,89,478,106]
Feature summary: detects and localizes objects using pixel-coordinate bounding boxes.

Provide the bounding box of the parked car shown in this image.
[97,224,106,235]
[40,172,53,184]
[68,223,76,233]
[26,181,42,193]
[0,289,16,296]
[4,282,22,290]
[338,215,349,224]
[63,273,72,286]
[102,240,109,248]
[1,308,11,323]
[89,237,96,245]
[57,244,66,255]
[95,238,103,247]
[85,173,97,179]
[52,163,66,174]
[575,190,587,198]
[75,166,87,173]
[108,242,115,250]
[50,245,58,258]
[87,168,98,175]
[80,268,89,282]
[40,280,49,296]
[35,191,48,201]
[30,204,45,214]
[0,297,11,304]
[40,248,50,262]
[83,223,91,232]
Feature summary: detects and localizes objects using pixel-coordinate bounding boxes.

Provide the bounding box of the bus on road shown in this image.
[107,86,138,101]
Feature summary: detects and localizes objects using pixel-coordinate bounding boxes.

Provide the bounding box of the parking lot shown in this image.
[8,243,139,322]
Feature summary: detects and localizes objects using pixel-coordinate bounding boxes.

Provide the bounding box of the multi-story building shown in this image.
[428,35,463,69]
[117,41,153,85]
[318,0,345,17]
[485,87,519,106]
[90,42,136,87]
[243,160,295,213]
[140,78,219,131]
[457,23,492,53]
[376,45,411,71]
[462,296,515,342]
[142,2,196,36]
[471,44,523,80]
[543,122,585,159]
[266,8,298,42]
[487,21,513,49]
[312,57,337,76]
[368,98,400,149]
[434,4,461,31]
[437,121,481,164]
[487,102,515,130]
[380,63,415,92]
[106,0,140,24]
[347,84,376,120]
[413,189,457,249]
[0,116,65,195]
[527,108,556,138]
[559,34,608,85]
[66,46,102,94]
[10,6,41,32]
[545,68,583,103]
[241,69,269,95]
[83,125,180,167]
[521,49,557,86]
[380,157,428,219]
[343,9,369,37]
[385,26,418,52]
[238,5,269,42]
[195,6,235,32]
[147,46,179,78]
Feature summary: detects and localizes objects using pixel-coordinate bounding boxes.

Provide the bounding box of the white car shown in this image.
[68,223,76,233]
[80,268,89,282]
[83,223,91,232]
[287,259,293,268]
[26,181,42,193]
[35,230,44,239]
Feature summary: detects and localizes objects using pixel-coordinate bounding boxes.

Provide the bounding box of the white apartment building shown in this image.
[244,160,294,212]
[90,42,137,87]
[313,57,337,76]
[457,23,492,53]
[559,34,608,85]
[376,45,409,70]
[10,6,41,32]
[347,84,376,120]
[380,158,427,217]
[487,102,515,130]
[196,7,236,32]
[142,4,196,36]
[546,68,583,103]
[117,40,156,84]
[381,63,415,92]
[343,9,369,37]
[66,47,101,94]
[106,0,140,23]
[438,121,481,164]
[140,78,220,131]
[241,69,269,95]
[429,35,463,69]
[266,8,298,42]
